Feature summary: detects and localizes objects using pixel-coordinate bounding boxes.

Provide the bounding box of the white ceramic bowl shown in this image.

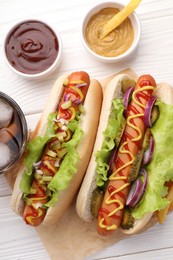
[3,19,63,79]
[81,1,141,63]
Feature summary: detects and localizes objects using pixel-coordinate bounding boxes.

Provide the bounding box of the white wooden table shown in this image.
[1,0,173,259]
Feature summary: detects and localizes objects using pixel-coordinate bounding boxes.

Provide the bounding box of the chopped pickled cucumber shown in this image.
[29,187,37,194]
[50,140,61,151]
[61,100,72,109]
[46,149,57,158]
[121,207,135,230]
[122,79,136,93]
[57,148,67,158]
[128,149,144,182]
[115,116,126,147]
[91,188,104,218]
[142,128,151,151]
[151,105,160,126]
[42,176,53,182]
[78,104,85,114]
[46,188,52,197]
[25,198,33,206]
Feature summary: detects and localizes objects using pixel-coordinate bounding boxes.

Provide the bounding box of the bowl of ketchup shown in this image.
[3,20,62,79]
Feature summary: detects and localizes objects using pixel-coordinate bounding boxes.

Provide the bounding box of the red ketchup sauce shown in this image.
[5,20,59,74]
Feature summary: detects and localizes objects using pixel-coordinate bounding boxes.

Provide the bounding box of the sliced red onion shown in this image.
[126,168,148,207]
[126,178,143,207]
[139,168,148,196]
[143,136,155,165]
[108,148,117,176]
[144,96,157,128]
[73,99,82,105]
[64,93,71,102]
[123,86,134,110]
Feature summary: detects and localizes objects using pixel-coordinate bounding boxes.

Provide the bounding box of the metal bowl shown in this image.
[0,92,28,173]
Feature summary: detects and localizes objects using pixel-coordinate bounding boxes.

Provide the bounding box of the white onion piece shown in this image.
[143,136,155,165]
[54,158,60,167]
[33,161,41,170]
[34,202,42,209]
[123,86,134,111]
[144,96,157,128]
[126,178,143,207]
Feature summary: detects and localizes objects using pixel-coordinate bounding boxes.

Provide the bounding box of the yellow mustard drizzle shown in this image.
[99,85,155,230]
[68,107,76,120]
[25,195,47,225]
[44,160,56,173]
[64,85,84,121]
[99,218,117,230]
[69,80,84,85]
[127,114,144,142]
[107,183,130,217]
[132,86,155,109]
[26,208,43,225]
[109,141,135,181]
[69,85,84,101]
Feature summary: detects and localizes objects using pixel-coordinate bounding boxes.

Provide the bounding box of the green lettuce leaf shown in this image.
[20,113,56,194]
[96,99,124,187]
[132,100,173,219]
[67,119,79,132]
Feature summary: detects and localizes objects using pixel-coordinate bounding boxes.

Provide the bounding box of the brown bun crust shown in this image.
[11,73,103,226]
[76,74,173,234]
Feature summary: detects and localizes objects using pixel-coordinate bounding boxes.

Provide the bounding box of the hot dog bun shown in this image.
[76,73,173,235]
[76,73,136,222]
[11,71,103,226]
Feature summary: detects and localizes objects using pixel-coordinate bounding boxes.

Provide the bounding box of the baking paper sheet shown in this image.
[5,69,159,260]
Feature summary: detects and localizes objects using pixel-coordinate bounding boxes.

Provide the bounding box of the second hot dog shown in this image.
[76,73,173,236]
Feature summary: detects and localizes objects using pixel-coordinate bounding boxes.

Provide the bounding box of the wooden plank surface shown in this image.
[1,0,173,259]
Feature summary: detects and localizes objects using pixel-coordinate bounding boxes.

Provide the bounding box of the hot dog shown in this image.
[76,73,173,236]
[11,71,103,226]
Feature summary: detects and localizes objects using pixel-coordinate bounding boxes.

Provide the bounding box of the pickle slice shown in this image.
[128,148,144,182]
[91,188,104,218]
[122,79,136,93]
[121,207,135,230]
[151,105,160,126]
[115,116,126,147]
[142,128,151,151]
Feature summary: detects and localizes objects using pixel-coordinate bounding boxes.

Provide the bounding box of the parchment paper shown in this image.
[5,69,159,260]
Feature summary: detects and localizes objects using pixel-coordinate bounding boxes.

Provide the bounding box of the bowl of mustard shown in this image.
[81,1,141,62]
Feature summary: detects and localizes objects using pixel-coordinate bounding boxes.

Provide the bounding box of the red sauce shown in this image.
[5,20,59,74]
[140,80,151,87]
